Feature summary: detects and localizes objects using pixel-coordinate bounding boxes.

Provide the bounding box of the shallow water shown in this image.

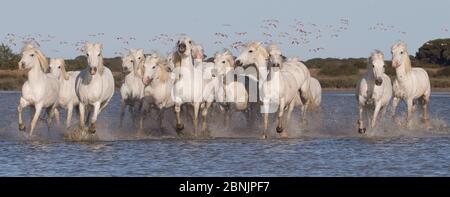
[0,91,449,176]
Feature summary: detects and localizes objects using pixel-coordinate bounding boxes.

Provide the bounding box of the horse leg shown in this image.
[421,95,430,128]
[262,100,270,139]
[88,102,101,134]
[263,112,269,139]
[371,103,382,129]
[175,104,184,134]
[66,103,73,129]
[78,103,86,129]
[201,102,212,134]
[17,97,29,132]
[276,100,288,138]
[391,96,400,125]
[47,107,60,129]
[158,108,165,133]
[119,100,125,128]
[139,102,148,133]
[285,101,296,134]
[406,99,414,128]
[357,104,366,133]
[30,104,43,136]
[193,102,200,137]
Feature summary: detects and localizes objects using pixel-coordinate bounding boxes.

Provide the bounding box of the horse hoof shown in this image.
[358,128,366,134]
[176,123,184,132]
[276,126,284,133]
[261,134,268,140]
[18,123,26,131]
[88,125,96,134]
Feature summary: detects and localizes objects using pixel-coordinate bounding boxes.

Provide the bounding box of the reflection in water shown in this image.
[0,91,449,176]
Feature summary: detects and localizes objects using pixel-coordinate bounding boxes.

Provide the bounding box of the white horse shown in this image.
[75,42,115,133]
[210,49,250,128]
[48,58,80,129]
[171,36,204,136]
[17,44,60,136]
[119,49,145,127]
[235,42,302,139]
[303,77,322,109]
[141,53,175,132]
[356,51,392,133]
[188,45,227,133]
[391,42,431,127]
[266,44,312,121]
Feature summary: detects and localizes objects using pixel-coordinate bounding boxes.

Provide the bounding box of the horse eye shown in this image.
[222,61,226,64]
[152,66,156,69]
[189,41,192,44]
[130,60,134,63]
[58,66,61,69]
[249,50,253,53]
[138,57,141,60]
[400,51,404,55]
[30,54,35,57]
[97,53,101,57]
[86,53,89,57]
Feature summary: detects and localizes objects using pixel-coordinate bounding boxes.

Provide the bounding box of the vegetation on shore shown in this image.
[1,39,450,91]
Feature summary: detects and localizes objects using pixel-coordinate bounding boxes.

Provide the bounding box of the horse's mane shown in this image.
[369,50,384,64]
[171,50,182,68]
[157,59,170,82]
[216,49,235,67]
[247,42,269,59]
[58,58,70,80]
[392,42,411,73]
[22,44,49,73]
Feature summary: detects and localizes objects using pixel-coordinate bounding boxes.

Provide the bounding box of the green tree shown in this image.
[0,43,20,70]
[416,39,450,66]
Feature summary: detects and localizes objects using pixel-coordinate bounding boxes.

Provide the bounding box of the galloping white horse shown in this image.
[210,50,251,128]
[141,53,175,132]
[171,36,204,135]
[235,42,303,138]
[49,58,80,128]
[391,42,431,127]
[119,49,145,127]
[75,43,115,133]
[266,44,312,121]
[17,44,60,136]
[356,51,392,133]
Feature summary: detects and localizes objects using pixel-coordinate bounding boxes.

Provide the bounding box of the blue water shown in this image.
[0,91,449,176]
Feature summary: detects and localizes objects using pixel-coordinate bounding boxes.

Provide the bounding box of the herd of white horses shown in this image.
[16,36,431,139]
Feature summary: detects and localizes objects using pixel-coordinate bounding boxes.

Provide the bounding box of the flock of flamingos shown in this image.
[16,36,431,139]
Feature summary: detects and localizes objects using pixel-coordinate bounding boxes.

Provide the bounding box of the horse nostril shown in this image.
[235,60,242,66]
[375,79,383,85]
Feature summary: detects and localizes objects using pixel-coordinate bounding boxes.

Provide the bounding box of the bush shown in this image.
[319,64,359,76]
[435,67,450,77]
[0,44,20,70]
[416,39,450,66]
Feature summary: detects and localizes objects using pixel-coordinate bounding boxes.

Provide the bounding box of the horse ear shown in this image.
[137,49,144,54]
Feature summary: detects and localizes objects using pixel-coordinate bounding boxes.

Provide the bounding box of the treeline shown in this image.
[1,39,450,90]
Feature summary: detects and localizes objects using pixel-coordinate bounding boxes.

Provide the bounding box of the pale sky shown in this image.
[1,0,449,60]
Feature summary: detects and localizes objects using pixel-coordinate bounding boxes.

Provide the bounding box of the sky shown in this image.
[1,0,449,60]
